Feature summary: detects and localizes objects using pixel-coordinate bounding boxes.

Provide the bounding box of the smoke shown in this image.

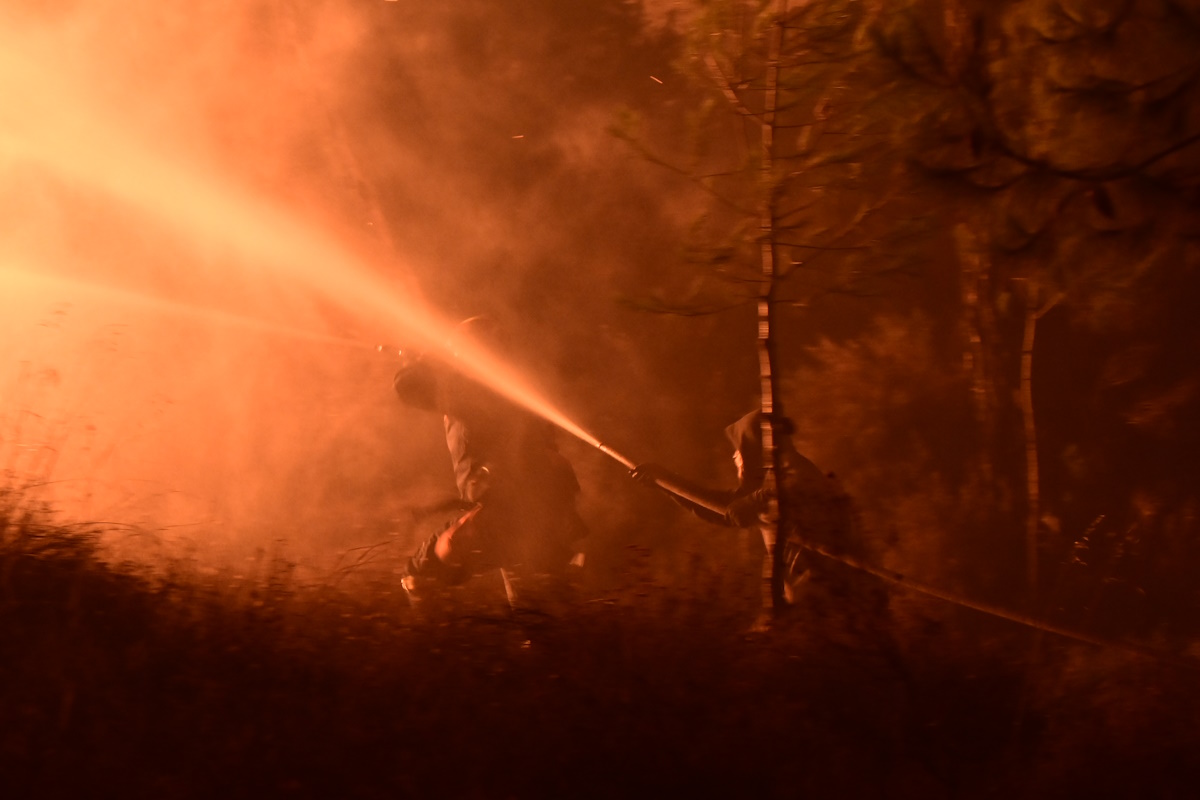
[0,0,745,576]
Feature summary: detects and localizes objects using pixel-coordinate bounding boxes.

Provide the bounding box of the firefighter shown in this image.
[392,317,587,607]
[631,410,872,620]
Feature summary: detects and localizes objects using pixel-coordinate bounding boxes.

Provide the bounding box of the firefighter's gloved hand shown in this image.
[629,463,668,488]
[728,493,765,529]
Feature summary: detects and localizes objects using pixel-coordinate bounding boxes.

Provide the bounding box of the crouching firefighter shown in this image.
[631,410,882,626]
[392,317,587,609]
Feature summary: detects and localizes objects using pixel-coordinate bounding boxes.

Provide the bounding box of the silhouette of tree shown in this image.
[616,0,936,610]
[877,0,1200,601]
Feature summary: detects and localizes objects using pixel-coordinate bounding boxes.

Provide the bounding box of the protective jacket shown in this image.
[644,410,861,604]
[395,356,586,580]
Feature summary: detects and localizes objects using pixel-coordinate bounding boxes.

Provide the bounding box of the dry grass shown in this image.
[2,497,1198,799]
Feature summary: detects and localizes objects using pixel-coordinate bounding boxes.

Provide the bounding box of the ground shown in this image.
[2,512,1198,799]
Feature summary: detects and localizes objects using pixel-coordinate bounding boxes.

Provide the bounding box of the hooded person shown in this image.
[631,410,870,617]
[392,316,587,607]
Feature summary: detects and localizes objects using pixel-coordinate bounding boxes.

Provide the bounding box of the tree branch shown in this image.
[610,127,757,216]
[704,52,760,118]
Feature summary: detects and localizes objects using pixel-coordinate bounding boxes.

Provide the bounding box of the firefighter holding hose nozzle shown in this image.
[392,316,587,610]
[631,410,882,628]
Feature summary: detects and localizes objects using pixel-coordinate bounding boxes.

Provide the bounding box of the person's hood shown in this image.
[725,410,765,490]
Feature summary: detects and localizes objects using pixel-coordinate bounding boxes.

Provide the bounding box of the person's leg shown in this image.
[400,505,485,593]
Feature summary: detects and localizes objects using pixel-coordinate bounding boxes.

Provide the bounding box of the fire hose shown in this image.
[592,440,1198,671]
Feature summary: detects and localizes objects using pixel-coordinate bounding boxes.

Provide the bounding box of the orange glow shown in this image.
[0,8,607,563]
[1,35,600,444]
[1,263,362,350]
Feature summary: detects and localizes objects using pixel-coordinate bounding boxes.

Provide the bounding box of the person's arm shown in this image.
[630,463,744,527]
[725,486,770,529]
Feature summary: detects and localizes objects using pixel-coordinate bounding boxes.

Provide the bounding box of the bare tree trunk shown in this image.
[759,3,788,615]
[955,224,997,482]
[1020,294,1039,596]
[1019,280,1061,601]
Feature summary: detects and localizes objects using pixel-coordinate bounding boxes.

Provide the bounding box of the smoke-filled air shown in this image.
[0,0,676,566]
[3,1,1200,797]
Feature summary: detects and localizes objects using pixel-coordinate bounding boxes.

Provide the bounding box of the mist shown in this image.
[0,1,737,572]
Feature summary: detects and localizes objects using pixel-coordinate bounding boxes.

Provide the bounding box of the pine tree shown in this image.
[877,0,1200,600]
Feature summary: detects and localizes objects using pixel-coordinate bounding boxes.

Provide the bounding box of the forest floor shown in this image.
[3,502,1199,800]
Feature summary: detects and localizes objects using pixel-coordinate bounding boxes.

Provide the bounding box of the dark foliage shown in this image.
[2,502,1198,799]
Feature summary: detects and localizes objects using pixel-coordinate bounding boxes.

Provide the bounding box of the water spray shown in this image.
[595,443,635,471]
[2,263,363,350]
[371,339,726,514]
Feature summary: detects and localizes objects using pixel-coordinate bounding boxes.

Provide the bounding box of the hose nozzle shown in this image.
[596,443,636,471]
